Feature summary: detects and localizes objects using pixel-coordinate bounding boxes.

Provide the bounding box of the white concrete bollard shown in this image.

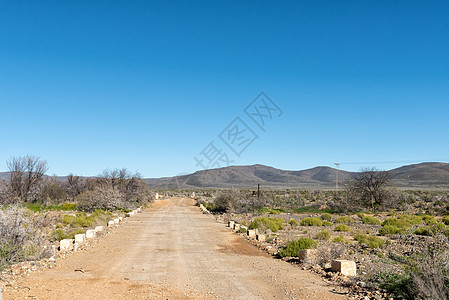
[60,239,74,252]
[113,218,120,225]
[247,229,256,238]
[74,234,86,244]
[85,230,96,239]
[108,220,114,227]
[228,220,235,228]
[331,260,357,276]
[137,207,142,212]
[118,216,123,222]
[95,226,104,232]
[129,211,135,216]
[256,234,266,242]
[241,225,248,232]
[234,224,241,232]
[156,192,159,200]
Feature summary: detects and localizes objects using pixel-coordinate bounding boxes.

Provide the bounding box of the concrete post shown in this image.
[60,239,74,252]
[74,234,86,244]
[331,260,357,276]
[257,234,266,242]
[247,229,256,238]
[85,230,96,239]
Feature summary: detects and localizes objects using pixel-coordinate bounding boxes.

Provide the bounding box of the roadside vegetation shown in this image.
[195,168,449,299]
[0,154,154,271]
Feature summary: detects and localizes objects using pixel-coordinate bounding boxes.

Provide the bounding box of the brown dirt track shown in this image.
[3,198,346,299]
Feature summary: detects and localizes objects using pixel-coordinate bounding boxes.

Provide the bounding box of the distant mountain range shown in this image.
[144,162,449,189]
[2,162,449,189]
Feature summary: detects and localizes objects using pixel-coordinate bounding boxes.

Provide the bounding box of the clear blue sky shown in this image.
[1,1,448,178]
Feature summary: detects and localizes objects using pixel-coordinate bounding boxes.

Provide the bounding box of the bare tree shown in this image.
[6,155,48,203]
[0,179,13,204]
[66,173,86,199]
[100,168,135,189]
[346,168,391,211]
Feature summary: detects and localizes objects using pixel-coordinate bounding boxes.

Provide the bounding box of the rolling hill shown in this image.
[2,162,449,189]
[145,162,449,189]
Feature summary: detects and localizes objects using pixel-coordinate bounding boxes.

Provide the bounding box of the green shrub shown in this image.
[51,228,87,241]
[356,212,365,219]
[382,218,411,230]
[366,237,385,249]
[372,272,411,299]
[442,216,449,225]
[300,217,323,226]
[58,202,78,211]
[50,229,70,242]
[334,224,350,232]
[335,216,353,224]
[62,214,93,227]
[353,233,385,248]
[379,225,403,235]
[25,202,78,212]
[62,210,112,228]
[288,219,298,226]
[25,203,44,212]
[422,215,438,226]
[322,220,333,226]
[321,213,332,221]
[278,238,318,258]
[315,229,331,240]
[404,215,423,226]
[249,217,285,232]
[362,215,382,225]
[414,226,433,236]
[238,227,248,234]
[332,235,346,243]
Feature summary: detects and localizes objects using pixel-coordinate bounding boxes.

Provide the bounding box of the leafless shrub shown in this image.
[315,244,347,267]
[6,155,48,203]
[66,174,86,199]
[75,169,153,212]
[0,179,14,204]
[76,185,123,212]
[41,177,68,205]
[0,206,44,270]
[123,177,153,204]
[408,234,449,300]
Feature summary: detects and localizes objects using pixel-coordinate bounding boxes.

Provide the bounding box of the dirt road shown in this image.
[4,198,346,299]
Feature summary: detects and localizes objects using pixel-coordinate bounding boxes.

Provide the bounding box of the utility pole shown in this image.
[257,184,260,200]
[334,163,340,191]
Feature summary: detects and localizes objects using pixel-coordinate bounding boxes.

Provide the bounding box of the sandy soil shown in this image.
[3,198,347,299]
